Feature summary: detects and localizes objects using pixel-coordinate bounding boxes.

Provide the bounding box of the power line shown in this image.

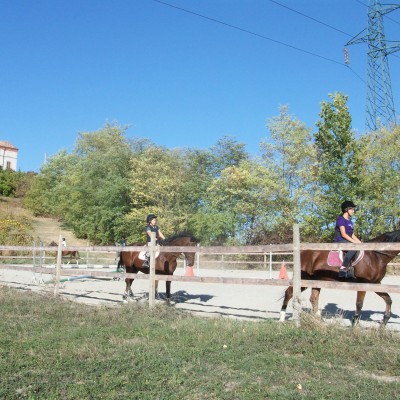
[266,0,353,37]
[152,0,345,66]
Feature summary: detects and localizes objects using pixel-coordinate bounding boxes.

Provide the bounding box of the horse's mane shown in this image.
[163,231,199,244]
[368,230,400,243]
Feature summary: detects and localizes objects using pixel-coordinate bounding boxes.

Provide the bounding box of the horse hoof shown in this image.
[122,294,130,303]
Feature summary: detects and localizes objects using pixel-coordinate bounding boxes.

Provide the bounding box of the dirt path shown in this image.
[1,266,399,331]
[0,196,87,246]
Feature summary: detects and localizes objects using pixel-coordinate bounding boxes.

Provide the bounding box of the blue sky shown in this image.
[1,0,399,172]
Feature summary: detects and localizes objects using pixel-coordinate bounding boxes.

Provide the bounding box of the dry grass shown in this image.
[0,196,87,246]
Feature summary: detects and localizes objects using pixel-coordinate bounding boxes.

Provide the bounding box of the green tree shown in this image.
[0,169,29,197]
[25,124,133,244]
[206,161,279,244]
[262,105,317,241]
[66,124,133,243]
[314,92,362,239]
[24,151,77,216]
[209,135,249,176]
[126,146,191,242]
[356,125,400,237]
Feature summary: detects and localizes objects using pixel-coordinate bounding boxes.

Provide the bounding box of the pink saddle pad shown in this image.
[327,250,364,267]
[327,250,342,267]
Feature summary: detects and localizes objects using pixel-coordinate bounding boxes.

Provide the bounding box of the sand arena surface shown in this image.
[1,265,400,330]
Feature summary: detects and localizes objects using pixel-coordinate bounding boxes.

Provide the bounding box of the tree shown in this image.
[206,161,279,244]
[209,135,249,176]
[262,105,317,241]
[356,125,400,237]
[66,124,133,243]
[24,124,134,244]
[24,150,77,216]
[126,146,191,242]
[0,169,30,197]
[314,92,362,239]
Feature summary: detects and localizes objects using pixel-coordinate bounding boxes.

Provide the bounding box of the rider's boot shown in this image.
[339,263,354,278]
[142,253,150,268]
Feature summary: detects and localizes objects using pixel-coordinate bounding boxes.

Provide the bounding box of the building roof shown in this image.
[0,141,18,151]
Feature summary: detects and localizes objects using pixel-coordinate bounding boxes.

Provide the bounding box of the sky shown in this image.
[1,0,399,172]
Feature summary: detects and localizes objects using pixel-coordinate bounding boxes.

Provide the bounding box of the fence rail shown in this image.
[1,231,400,327]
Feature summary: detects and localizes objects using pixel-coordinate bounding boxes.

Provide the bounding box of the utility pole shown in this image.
[345,0,400,132]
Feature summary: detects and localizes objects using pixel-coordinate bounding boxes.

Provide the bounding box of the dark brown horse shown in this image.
[118,232,199,302]
[280,230,400,326]
[49,241,80,264]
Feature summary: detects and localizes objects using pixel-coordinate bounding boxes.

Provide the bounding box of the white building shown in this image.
[0,141,18,171]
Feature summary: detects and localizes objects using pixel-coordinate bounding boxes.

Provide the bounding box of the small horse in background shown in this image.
[118,232,199,303]
[279,230,400,326]
[49,241,80,265]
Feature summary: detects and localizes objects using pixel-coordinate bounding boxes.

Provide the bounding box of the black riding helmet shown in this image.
[146,214,157,223]
[341,201,356,213]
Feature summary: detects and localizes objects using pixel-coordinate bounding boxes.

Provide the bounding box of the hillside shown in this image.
[0,196,88,246]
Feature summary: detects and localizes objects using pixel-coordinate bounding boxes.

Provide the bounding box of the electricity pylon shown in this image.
[345,0,400,132]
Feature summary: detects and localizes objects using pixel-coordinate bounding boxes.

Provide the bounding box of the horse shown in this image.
[48,241,80,264]
[279,230,400,326]
[118,232,199,303]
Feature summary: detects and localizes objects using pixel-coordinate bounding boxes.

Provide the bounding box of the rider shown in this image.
[143,214,165,267]
[334,200,362,277]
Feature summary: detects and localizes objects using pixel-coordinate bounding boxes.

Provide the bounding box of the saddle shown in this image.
[138,250,160,260]
[327,250,364,267]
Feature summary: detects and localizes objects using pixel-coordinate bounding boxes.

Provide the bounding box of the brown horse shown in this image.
[49,241,80,264]
[118,232,199,302]
[280,230,400,326]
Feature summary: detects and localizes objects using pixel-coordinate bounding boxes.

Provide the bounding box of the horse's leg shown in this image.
[154,280,159,299]
[352,291,366,326]
[123,278,130,301]
[375,291,392,326]
[310,288,321,317]
[279,286,293,322]
[166,278,171,303]
[123,277,134,301]
[279,286,308,322]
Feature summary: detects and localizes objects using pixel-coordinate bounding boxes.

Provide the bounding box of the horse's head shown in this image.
[163,231,199,266]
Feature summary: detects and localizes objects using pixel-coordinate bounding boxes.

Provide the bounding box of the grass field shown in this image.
[0,286,399,400]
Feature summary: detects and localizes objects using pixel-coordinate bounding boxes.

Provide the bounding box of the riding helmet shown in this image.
[146,214,157,223]
[341,201,356,213]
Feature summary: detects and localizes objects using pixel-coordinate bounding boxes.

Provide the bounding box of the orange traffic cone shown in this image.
[185,266,195,277]
[279,262,288,279]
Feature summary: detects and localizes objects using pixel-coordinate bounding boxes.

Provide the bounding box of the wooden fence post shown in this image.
[292,224,301,327]
[148,233,156,308]
[54,235,63,296]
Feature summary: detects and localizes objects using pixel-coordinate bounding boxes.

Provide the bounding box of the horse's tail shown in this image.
[117,256,123,272]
